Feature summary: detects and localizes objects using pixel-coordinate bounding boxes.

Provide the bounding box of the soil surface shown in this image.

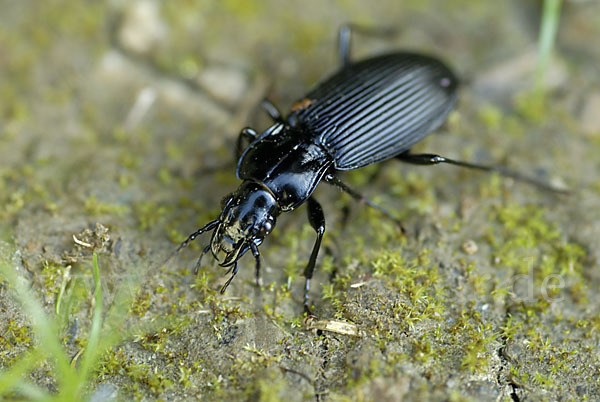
[1,1,599,400]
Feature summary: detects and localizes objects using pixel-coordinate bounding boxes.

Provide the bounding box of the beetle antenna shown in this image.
[176,219,220,252]
[160,219,220,268]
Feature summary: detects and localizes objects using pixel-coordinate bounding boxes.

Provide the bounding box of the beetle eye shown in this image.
[264,221,273,234]
[257,219,274,237]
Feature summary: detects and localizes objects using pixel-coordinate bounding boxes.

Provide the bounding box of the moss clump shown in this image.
[98,348,175,398]
[84,196,129,216]
[487,202,586,300]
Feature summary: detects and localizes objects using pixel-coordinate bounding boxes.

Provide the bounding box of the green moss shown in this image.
[477,104,503,131]
[460,323,499,373]
[133,201,173,231]
[372,249,445,315]
[487,203,585,294]
[84,196,129,216]
[389,171,437,218]
[130,291,152,318]
[0,319,33,356]
[221,0,265,18]
[98,348,175,398]
[411,334,436,364]
[2,190,25,219]
[40,261,65,301]
[513,91,547,124]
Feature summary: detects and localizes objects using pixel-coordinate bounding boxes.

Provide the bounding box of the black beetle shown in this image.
[176,26,564,311]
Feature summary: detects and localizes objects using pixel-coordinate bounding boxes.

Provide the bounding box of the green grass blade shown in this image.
[536,0,562,89]
[76,253,104,386]
[0,349,46,396]
[0,246,74,394]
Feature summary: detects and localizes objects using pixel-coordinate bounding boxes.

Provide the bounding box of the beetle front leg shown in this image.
[220,262,239,294]
[304,197,325,314]
[250,242,261,287]
[193,244,211,274]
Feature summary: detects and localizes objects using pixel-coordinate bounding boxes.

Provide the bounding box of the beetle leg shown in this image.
[338,25,352,67]
[261,99,283,122]
[304,197,326,314]
[324,174,406,233]
[220,262,239,294]
[397,152,569,194]
[338,24,400,67]
[193,245,211,274]
[236,127,258,157]
[250,242,261,287]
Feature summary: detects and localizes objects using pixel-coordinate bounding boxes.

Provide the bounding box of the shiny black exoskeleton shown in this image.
[176,26,565,311]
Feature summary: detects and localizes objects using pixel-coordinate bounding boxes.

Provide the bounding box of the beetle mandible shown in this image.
[176,25,563,311]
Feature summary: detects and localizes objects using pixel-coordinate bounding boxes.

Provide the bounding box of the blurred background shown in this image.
[1,0,599,400]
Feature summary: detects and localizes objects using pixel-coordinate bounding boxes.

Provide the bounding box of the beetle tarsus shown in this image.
[303,278,313,316]
[250,242,261,287]
[302,197,325,311]
[220,262,239,294]
[193,245,211,274]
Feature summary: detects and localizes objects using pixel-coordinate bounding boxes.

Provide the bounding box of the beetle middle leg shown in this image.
[304,197,326,314]
[236,127,258,157]
[261,99,283,122]
[324,173,406,233]
[396,152,568,193]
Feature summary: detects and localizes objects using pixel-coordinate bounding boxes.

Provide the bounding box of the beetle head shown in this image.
[210,181,279,267]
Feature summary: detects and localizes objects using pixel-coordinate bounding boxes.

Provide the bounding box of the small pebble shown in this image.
[119,0,167,55]
[462,240,478,255]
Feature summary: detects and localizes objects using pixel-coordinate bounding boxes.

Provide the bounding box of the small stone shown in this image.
[196,65,248,107]
[118,0,167,55]
[462,240,478,255]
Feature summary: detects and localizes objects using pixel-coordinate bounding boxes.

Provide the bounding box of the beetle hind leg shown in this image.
[396,152,569,194]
